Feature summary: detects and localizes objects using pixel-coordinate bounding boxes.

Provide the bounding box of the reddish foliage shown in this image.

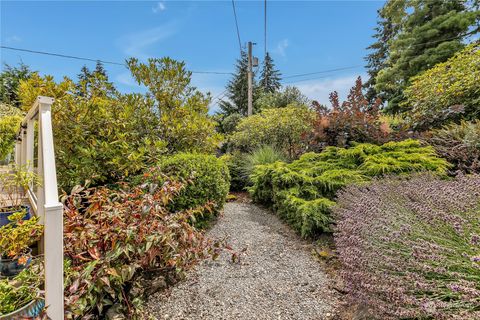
[305,77,392,151]
[62,178,221,318]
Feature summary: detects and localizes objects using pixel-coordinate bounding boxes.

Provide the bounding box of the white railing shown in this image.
[15,96,64,319]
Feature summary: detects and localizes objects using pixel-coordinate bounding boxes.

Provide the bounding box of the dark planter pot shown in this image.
[0,249,32,277]
[0,291,45,320]
[0,205,31,227]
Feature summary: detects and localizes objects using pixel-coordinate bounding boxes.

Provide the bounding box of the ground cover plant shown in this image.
[63,177,222,319]
[334,174,480,320]
[249,139,449,237]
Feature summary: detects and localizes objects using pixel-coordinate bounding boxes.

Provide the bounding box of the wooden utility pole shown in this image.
[247,41,253,116]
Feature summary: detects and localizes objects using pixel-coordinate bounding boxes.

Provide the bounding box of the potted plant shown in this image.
[0,212,43,277]
[0,263,45,319]
[0,164,40,227]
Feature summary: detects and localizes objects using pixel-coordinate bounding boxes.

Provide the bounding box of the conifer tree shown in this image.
[219,50,258,117]
[259,52,282,94]
[0,63,33,108]
[373,0,480,113]
[364,7,400,103]
[76,62,116,98]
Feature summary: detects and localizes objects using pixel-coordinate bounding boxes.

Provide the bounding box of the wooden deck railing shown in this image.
[15,96,64,319]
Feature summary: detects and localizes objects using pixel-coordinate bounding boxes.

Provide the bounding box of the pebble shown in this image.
[145,202,340,319]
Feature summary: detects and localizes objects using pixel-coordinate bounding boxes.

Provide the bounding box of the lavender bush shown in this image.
[334,174,480,319]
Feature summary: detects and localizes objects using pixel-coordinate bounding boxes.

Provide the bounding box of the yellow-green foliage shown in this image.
[0,115,22,161]
[229,105,314,159]
[403,43,480,129]
[249,139,450,237]
[155,153,230,216]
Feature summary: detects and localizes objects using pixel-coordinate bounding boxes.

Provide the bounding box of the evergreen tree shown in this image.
[218,50,258,117]
[364,7,401,103]
[0,63,33,108]
[259,52,282,94]
[76,61,116,98]
[374,0,480,114]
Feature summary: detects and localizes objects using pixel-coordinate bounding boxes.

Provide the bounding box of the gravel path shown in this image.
[146,202,340,320]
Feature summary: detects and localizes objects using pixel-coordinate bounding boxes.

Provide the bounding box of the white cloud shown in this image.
[119,21,178,59]
[5,35,21,43]
[294,73,366,106]
[273,39,289,58]
[115,71,140,87]
[152,1,166,13]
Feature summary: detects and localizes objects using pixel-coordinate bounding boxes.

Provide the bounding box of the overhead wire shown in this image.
[0,46,233,75]
[264,0,267,58]
[231,0,243,54]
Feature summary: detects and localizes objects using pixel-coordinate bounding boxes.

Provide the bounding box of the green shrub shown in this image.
[149,153,230,219]
[229,105,314,159]
[0,114,21,161]
[19,60,222,192]
[219,152,247,192]
[427,120,480,174]
[63,179,221,318]
[249,139,449,237]
[241,145,286,183]
[403,43,480,130]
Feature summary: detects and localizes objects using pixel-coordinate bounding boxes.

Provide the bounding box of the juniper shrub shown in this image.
[249,139,449,237]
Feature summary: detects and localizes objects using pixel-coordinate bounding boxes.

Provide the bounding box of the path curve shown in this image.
[146,202,339,320]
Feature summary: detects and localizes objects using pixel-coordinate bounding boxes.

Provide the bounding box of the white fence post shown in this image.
[17,96,64,319]
[38,97,64,319]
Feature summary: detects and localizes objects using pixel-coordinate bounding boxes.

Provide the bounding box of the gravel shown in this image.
[145,202,340,320]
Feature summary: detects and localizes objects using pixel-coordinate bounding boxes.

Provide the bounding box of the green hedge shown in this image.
[154,153,230,219]
[249,139,450,237]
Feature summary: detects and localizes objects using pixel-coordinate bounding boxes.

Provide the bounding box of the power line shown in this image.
[264,0,267,58]
[282,75,330,85]
[231,0,242,54]
[283,65,364,79]
[1,45,125,66]
[0,46,232,75]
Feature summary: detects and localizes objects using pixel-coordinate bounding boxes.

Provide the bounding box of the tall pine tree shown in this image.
[259,52,282,94]
[364,7,400,103]
[76,61,116,99]
[218,50,258,116]
[367,0,480,113]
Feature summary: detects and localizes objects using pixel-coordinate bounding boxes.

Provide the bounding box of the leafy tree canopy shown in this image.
[127,57,222,154]
[367,0,480,113]
[0,63,34,108]
[255,86,310,111]
[403,42,480,129]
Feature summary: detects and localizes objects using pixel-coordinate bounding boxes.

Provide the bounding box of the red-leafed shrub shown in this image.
[305,77,405,151]
[63,178,221,319]
[334,174,480,319]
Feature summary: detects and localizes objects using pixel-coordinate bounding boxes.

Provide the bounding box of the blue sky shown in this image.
[1,0,384,110]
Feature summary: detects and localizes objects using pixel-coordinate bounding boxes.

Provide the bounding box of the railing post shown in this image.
[15,140,21,167]
[36,96,64,319]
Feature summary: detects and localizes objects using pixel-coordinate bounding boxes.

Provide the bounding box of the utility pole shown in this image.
[247,41,258,116]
